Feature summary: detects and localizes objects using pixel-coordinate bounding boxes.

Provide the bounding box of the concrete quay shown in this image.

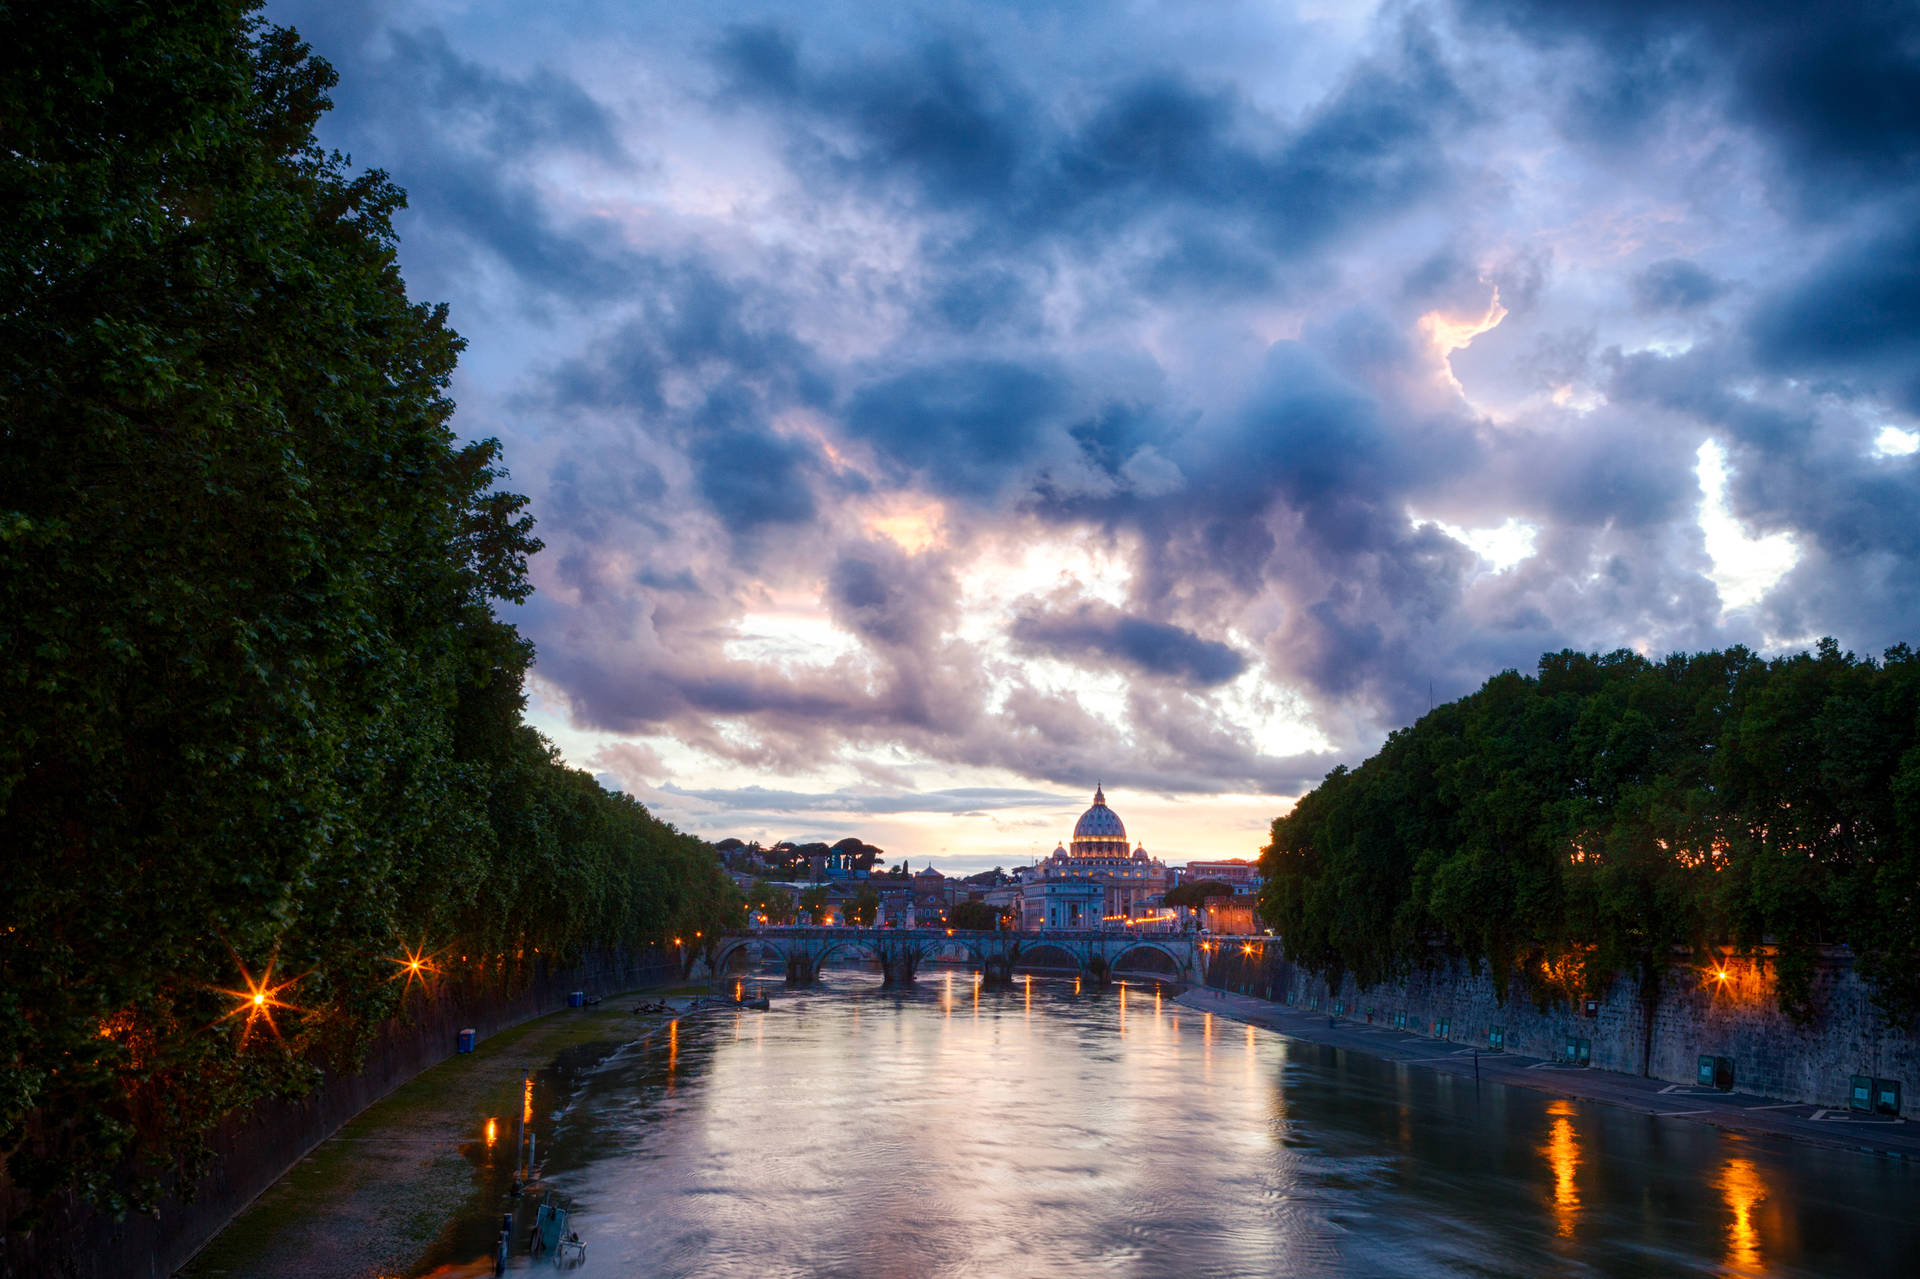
[1177,987,1920,1161]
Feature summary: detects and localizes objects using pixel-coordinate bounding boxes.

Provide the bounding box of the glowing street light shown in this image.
[215,955,302,1048]
[387,940,440,997]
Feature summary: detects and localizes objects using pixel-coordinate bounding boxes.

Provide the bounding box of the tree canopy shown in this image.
[1257,644,1920,1027]
[1164,881,1237,910]
[949,900,1004,930]
[0,2,735,1216]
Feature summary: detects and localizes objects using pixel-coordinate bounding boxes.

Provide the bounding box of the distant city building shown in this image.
[1183,858,1262,892]
[1202,896,1261,935]
[912,865,964,926]
[1020,787,1170,931]
[877,885,915,927]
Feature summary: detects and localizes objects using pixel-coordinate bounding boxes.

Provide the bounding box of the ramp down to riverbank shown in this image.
[1178,989,1920,1161]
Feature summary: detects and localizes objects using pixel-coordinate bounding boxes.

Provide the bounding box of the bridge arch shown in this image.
[1109,942,1184,976]
[1016,942,1083,974]
[715,937,787,971]
[814,939,875,968]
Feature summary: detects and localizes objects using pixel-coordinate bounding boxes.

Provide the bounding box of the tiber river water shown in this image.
[475,968,1917,1278]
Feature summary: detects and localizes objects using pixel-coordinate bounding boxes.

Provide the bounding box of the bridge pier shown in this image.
[785,951,821,985]
[881,952,919,987]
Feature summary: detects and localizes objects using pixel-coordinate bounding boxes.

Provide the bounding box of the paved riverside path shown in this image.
[179,989,694,1279]
[1177,987,1920,1161]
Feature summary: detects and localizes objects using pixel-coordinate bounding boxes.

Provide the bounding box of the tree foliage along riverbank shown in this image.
[1258,645,1920,1031]
[0,3,737,1218]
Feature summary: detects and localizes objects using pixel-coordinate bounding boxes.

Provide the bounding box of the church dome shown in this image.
[1073,787,1126,840]
[1070,785,1129,857]
[1133,845,1149,861]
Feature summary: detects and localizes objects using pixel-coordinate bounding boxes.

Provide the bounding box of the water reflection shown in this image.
[1543,1098,1579,1237]
[1719,1155,1767,1275]
[521,971,1918,1278]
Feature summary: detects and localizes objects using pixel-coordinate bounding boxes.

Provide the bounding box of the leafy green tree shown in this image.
[1258,643,1920,1037]
[748,881,795,925]
[1164,881,1236,911]
[0,2,733,1216]
[799,886,831,925]
[847,887,880,927]
[950,900,1001,930]
[831,836,886,873]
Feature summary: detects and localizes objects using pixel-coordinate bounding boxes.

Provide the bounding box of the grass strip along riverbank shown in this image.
[1177,988,1920,1162]
[178,984,712,1279]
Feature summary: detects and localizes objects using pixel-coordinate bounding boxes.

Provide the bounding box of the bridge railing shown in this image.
[733,926,1196,946]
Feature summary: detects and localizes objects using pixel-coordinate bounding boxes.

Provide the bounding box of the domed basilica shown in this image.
[1019,786,1169,931]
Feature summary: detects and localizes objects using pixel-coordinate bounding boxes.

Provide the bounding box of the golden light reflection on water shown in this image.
[484,1116,497,1147]
[1718,1156,1767,1275]
[1543,1099,1579,1237]
[523,1075,533,1125]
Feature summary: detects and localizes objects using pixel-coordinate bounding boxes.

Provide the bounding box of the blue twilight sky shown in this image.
[268,0,1920,874]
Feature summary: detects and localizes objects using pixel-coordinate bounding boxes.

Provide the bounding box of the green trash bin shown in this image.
[1874,1078,1902,1117]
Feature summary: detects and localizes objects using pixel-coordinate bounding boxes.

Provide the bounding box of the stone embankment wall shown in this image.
[1205,945,1914,1115]
[3,948,675,1279]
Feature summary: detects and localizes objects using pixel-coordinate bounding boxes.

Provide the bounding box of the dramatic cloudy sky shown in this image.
[270,0,1920,872]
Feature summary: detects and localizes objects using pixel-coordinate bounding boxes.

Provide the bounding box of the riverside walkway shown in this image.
[1180,987,1920,1161]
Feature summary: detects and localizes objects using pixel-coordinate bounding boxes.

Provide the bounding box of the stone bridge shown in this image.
[708,926,1207,987]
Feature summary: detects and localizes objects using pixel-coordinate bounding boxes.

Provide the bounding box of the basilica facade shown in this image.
[1019,787,1169,931]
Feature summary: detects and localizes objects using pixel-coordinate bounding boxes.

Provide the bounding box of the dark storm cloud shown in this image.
[1747,222,1920,412]
[278,7,640,302]
[689,411,820,531]
[714,15,1469,271]
[1461,0,1920,207]
[1508,412,1700,531]
[419,161,637,302]
[1630,259,1724,313]
[1175,338,1479,548]
[656,784,1074,816]
[387,27,627,162]
[843,359,1069,498]
[826,544,957,653]
[1011,602,1247,687]
[546,258,832,417]
[1602,328,1920,649]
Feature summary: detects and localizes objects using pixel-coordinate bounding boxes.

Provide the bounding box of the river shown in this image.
[492,968,1916,1278]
